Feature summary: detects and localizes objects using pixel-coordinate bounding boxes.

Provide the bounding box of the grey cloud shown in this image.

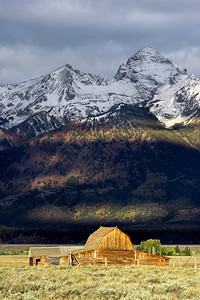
[167,47,200,76]
[0,0,200,83]
[0,42,125,84]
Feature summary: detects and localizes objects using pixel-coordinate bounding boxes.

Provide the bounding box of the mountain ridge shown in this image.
[0,47,200,137]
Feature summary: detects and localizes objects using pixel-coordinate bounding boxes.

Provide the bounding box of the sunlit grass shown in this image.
[0,263,200,299]
[0,255,28,266]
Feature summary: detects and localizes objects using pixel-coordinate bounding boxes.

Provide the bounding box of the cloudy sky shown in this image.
[0,0,200,84]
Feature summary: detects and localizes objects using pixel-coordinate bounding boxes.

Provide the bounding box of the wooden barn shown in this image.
[29,226,169,266]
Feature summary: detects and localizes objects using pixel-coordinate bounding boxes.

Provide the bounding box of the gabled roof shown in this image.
[29,247,61,257]
[29,245,83,257]
[49,248,91,258]
[29,246,84,257]
[84,226,116,250]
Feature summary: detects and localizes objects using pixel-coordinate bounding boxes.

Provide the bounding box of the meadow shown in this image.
[0,255,28,267]
[0,257,200,299]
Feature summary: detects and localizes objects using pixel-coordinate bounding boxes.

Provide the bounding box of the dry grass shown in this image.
[0,255,29,266]
[0,261,200,299]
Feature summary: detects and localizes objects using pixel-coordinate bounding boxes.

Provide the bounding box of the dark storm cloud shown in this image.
[0,0,200,83]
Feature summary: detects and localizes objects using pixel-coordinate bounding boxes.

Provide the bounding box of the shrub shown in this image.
[183,247,191,256]
[139,239,161,254]
[174,245,181,253]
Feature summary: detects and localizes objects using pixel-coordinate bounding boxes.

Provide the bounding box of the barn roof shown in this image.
[29,247,60,257]
[84,226,116,250]
[49,248,91,258]
[28,246,77,257]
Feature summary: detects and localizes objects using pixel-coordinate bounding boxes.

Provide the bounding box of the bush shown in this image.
[139,239,161,255]
[161,246,176,256]
[183,247,191,256]
[174,245,181,253]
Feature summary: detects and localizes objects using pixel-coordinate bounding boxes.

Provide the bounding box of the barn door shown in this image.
[49,257,60,265]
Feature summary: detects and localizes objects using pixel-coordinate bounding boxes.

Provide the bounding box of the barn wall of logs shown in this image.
[32,256,49,266]
[60,250,169,266]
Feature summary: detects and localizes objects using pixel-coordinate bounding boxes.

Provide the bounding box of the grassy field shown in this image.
[0,264,200,299]
[0,256,200,299]
[0,255,29,266]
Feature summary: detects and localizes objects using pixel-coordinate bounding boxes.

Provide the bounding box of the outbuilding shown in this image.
[29,246,76,266]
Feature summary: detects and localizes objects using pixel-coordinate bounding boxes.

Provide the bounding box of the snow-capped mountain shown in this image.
[0,46,200,135]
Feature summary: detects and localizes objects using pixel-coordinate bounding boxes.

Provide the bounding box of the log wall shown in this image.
[31,250,169,267]
[62,249,169,266]
[32,256,49,266]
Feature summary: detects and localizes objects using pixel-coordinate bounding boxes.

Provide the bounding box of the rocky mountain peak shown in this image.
[135,46,160,56]
[0,47,200,136]
[115,46,185,85]
[128,46,161,63]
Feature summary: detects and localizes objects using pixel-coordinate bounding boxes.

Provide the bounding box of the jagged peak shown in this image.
[135,46,160,56]
[127,47,165,65]
[49,63,74,76]
[65,63,73,69]
[114,46,186,82]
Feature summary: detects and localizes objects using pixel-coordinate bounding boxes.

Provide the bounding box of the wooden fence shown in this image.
[169,256,200,268]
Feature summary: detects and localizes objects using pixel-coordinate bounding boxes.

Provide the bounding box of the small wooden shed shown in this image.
[28,246,73,266]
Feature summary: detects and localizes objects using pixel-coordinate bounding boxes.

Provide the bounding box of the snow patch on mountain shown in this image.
[148,74,200,126]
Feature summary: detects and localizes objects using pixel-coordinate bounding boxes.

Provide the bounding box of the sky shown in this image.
[0,0,200,84]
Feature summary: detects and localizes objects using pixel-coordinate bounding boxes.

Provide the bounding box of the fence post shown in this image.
[137,259,140,266]
[152,247,155,255]
[194,255,197,269]
[69,253,72,266]
[179,258,182,267]
[105,258,107,267]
